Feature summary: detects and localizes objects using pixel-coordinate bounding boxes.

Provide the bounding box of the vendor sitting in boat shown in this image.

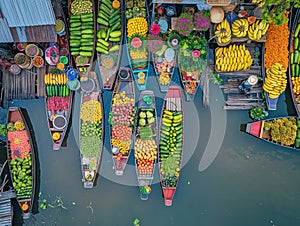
[238,75,258,95]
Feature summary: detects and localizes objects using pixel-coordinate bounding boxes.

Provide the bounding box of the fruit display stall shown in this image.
[209,3,268,110]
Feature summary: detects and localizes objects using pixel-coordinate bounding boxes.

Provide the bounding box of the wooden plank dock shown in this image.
[1,65,45,101]
[220,78,264,110]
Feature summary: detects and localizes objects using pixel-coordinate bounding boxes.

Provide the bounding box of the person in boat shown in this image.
[238,75,258,95]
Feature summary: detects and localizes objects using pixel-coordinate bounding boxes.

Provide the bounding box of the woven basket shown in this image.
[210,6,224,24]
[206,0,231,6]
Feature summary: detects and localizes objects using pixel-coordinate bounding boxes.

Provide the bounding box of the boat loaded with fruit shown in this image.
[150,3,179,92]
[96,0,124,89]
[109,68,136,175]
[125,0,150,90]
[68,0,95,78]
[134,90,157,200]
[7,108,36,219]
[79,72,104,188]
[158,86,183,206]
[289,11,300,115]
[45,0,75,151]
[174,6,210,101]
[242,117,300,151]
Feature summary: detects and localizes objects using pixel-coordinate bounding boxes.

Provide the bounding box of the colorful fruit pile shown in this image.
[110,91,135,156]
[290,22,300,97]
[45,73,70,97]
[96,0,122,54]
[263,63,287,99]
[80,98,102,161]
[159,110,183,188]
[135,104,156,175]
[126,1,148,70]
[7,122,33,200]
[46,97,69,112]
[69,0,94,57]
[215,44,252,72]
[215,19,231,44]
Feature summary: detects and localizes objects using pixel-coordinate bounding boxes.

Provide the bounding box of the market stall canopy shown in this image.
[0,0,57,43]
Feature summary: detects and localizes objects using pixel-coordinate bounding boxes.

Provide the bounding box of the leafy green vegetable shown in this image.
[139,119,146,126]
[146,111,153,119]
[139,112,146,119]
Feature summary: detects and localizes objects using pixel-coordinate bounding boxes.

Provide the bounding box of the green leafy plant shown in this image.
[249,106,268,120]
[39,193,67,210]
[0,124,7,137]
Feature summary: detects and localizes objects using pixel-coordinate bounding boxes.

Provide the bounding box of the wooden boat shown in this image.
[158,86,184,206]
[79,72,104,188]
[45,0,74,150]
[125,0,150,90]
[150,3,178,92]
[6,107,36,219]
[110,67,135,175]
[241,116,300,151]
[68,0,96,78]
[96,0,124,90]
[134,90,157,200]
[288,9,300,115]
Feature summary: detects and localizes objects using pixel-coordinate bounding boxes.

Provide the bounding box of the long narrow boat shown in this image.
[125,0,150,90]
[158,86,184,206]
[68,0,96,78]
[288,9,300,115]
[150,3,179,92]
[241,117,300,151]
[134,90,157,200]
[109,68,135,175]
[79,72,104,188]
[45,0,74,150]
[7,108,36,219]
[96,0,124,89]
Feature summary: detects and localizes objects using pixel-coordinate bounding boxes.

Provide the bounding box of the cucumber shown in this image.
[105,28,111,41]
[70,35,81,40]
[291,52,294,64]
[71,52,80,56]
[70,18,81,24]
[98,38,109,47]
[80,51,93,57]
[109,15,120,26]
[66,86,70,97]
[96,46,109,54]
[81,17,94,23]
[81,41,94,46]
[70,31,81,36]
[97,18,109,26]
[70,43,80,47]
[96,42,108,50]
[297,64,300,77]
[100,4,110,15]
[101,0,112,10]
[295,23,300,37]
[81,22,94,27]
[70,15,81,20]
[109,30,121,38]
[295,50,299,64]
[80,38,94,43]
[109,45,119,52]
[81,34,94,39]
[70,47,80,52]
[69,26,81,31]
[98,13,109,22]
[80,46,94,51]
[110,8,120,19]
[70,22,81,28]
[111,22,121,32]
[81,13,93,19]
[109,37,121,42]
[295,37,299,50]
[81,29,94,34]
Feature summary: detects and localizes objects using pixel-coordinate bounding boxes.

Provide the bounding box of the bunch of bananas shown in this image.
[248,20,269,41]
[215,44,253,72]
[44,73,68,85]
[215,19,231,44]
[263,63,287,98]
[232,19,249,38]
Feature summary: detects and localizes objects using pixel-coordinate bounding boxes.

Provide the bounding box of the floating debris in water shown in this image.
[187,181,191,185]
[133,218,140,226]
[72,202,76,205]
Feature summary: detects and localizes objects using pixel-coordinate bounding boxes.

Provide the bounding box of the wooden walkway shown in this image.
[1,66,45,101]
[219,78,264,110]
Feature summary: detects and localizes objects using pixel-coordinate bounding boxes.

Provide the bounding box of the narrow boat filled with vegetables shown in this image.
[158,86,183,206]
[45,0,74,150]
[125,0,150,90]
[96,0,124,89]
[109,68,136,175]
[134,90,157,200]
[68,0,95,78]
[7,107,36,219]
[289,12,300,115]
[242,117,300,151]
[150,3,179,92]
[79,76,104,188]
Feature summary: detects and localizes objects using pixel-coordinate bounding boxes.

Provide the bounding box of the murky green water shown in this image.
[2,64,299,226]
